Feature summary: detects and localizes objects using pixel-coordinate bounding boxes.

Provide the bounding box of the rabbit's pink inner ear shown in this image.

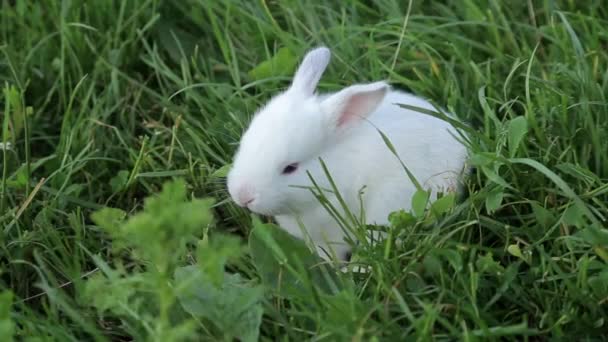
[336,92,378,126]
[324,82,389,128]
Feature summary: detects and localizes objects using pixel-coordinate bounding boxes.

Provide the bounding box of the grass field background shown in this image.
[1,0,608,340]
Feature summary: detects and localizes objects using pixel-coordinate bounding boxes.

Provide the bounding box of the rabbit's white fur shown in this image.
[227,47,468,260]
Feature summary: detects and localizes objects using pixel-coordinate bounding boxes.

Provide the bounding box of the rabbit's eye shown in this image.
[282,163,299,175]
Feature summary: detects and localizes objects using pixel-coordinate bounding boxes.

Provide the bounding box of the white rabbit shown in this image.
[227,47,468,261]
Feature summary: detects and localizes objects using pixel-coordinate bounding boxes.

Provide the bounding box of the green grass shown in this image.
[1,0,608,340]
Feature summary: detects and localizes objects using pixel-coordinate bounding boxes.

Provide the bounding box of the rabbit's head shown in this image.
[227,47,388,216]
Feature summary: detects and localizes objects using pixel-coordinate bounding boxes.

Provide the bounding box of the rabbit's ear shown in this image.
[290,47,331,96]
[321,81,389,128]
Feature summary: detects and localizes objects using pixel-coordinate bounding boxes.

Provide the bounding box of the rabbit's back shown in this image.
[316,90,468,224]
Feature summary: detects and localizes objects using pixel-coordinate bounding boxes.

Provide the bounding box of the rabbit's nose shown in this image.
[237,187,255,207]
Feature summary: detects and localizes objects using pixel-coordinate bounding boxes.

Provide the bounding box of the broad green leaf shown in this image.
[507,244,522,259]
[531,202,556,228]
[411,189,430,218]
[248,47,297,81]
[236,305,264,342]
[469,152,495,167]
[576,226,608,246]
[485,187,504,214]
[481,166,513,190]
[588,270,608,298]
[507,116,528,157]
[430,192,456,217]
[405,274,425,292]
[389,209,416,228]
[594,246,608,263]
[174,266,263,342]
[434,249,463,272]
[562,204,584,226]
[248,218,343,298]
[422,254,442,275]
[7,165,28,189]
[507,244,529,264]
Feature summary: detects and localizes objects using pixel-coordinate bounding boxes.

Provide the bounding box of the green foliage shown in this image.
[507,116,528,158]
[0,291,14,342]
[84,179,217,340]
[92,179,214,270]
[411,189,430,218]
[250,218,375,339]
[248,47,298,81]
[249,216,345,298]
[174,267,264,342]
[1,0,608,340]
[84,180,267,340]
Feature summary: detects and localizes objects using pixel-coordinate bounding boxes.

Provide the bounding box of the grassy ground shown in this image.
[1,0,608,340]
